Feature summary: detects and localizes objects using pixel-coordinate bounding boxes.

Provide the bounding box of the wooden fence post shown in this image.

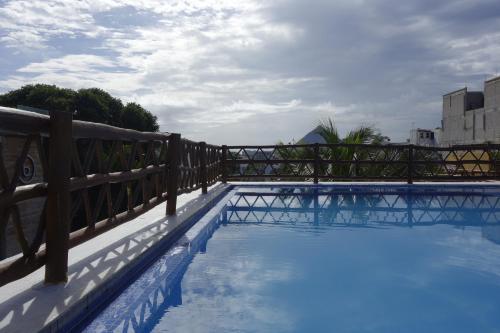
[166,133,180,216]
[221,145,227,183]
[45,110,72,284]
[407,144,414,184]
[313,143,319,184]
[487,143,498,179]
[200,142,208,194]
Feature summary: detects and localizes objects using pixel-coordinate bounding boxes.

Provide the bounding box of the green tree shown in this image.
[0,84,75,112]
[121,102,159,132]
[74,88,123,126]
[0,84,160,132]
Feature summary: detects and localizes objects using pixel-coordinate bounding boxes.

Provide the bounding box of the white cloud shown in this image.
[0,0,105,49]
[18,54,116,73]
[441,32,500,76]
[1,0,500,144]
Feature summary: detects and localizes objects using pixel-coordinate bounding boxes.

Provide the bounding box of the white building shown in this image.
[409,128,437,146]
[440,76,500,146]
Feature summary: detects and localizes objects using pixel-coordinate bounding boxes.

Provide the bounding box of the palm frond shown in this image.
[317,118,341,144]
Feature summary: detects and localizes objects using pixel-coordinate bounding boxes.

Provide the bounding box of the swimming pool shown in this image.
[80,185,500,332]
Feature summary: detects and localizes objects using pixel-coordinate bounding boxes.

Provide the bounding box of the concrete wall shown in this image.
[440,77,500,146]
[409,129,436,146]
[484,77,500,142]
[442,89,467,145]
[0,136,46,259]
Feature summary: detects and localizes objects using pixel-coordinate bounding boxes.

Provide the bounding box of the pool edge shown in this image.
[51,184,234,333]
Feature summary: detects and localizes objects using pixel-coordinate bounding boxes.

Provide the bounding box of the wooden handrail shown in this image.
[0,106,171,142]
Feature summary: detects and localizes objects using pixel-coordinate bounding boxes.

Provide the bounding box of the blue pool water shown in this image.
[82,186,500,333]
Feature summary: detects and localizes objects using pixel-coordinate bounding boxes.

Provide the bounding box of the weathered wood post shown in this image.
[313,143,320,184]
[166,133,181,215]
[487,143,498,180]
[0,138,7,260]
[200,142,208,194]
[407,144,414,184]
[45,109,72,284]
[221,145,227,183]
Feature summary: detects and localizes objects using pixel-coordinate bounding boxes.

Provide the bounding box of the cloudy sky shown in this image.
[1,0,500,144]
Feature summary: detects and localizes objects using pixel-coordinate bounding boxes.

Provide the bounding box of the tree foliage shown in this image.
[277,118,390,178]
[0,84,159,132]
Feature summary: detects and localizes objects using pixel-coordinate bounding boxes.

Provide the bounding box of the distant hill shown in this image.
[298,126,325,144]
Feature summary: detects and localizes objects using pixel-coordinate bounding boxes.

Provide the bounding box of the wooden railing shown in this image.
[2,106,500,287]
[222,143,500,183]
[0,107,221,286]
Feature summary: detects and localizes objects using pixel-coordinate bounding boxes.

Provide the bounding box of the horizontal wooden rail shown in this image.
[0,183,48,207]
[0,106,50,136]
[0,106,171,142]
[69,165,166,191]
[73,121,171,142]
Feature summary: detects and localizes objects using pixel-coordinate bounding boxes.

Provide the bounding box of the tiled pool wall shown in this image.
[78,182,500,333]
[80,190,236,333]
[61,187,234,333]
[57,182,500,332]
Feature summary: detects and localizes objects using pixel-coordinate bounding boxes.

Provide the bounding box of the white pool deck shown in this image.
[0,183,230,333]
[1,181,500,333]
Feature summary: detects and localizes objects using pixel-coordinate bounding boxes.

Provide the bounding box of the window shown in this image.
[431,132,434,139]
[420,132,424,138]
[425,132,429,138]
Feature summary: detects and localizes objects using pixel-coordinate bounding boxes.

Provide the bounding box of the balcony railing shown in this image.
[0,107,221,286]
[1,106,500,286]
[221,143,500,183]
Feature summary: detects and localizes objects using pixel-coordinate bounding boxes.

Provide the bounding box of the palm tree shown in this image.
[317,118,383,145]
[276,118,393,179]
[316,118,384,178]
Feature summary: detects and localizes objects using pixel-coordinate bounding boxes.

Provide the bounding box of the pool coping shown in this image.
[0,183,232,333]
[230,181,500,187]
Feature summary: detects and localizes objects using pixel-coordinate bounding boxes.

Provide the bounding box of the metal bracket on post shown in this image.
[200,142,208,194]
[407,144,414,185]
[221,145,227,183]
[45,109,72,284]
[166,133,181,216]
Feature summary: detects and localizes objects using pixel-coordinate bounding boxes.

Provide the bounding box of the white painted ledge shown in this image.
[0,183,230,333]
[230,181,500,186]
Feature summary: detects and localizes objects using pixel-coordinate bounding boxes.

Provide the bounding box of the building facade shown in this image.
[409,128,437,146]
[440,76,500,146]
